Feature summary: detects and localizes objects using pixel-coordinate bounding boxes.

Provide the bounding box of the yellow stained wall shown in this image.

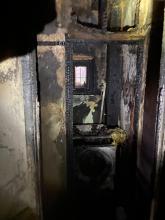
[138,0,153,29]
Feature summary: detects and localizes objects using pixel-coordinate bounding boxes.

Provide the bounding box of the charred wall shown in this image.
[36,0,153,213]
[71,0,153,31]
[136,1,165,220]
[0,0,155,219]
[37,31,66,219]
[0,56,38,220]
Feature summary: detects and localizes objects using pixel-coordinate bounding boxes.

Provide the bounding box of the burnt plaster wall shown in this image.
[107,0,138,30]
[71,0,138,30]
[73,43,107,124]
[107,0,153,31]
[0,57,37,219]
[138,0,153,29]
[120,44,138,135]
[56,0,72,28]
[138,1,164,186]
[107,42,146,141]
[153,7,165,220]
[35,0,153,217]
[72,0,99,26]
[136,37,150,176]
[135,3,165,219]
[70,0,153,31]
[37,31,66,218]
[122,41,147,147]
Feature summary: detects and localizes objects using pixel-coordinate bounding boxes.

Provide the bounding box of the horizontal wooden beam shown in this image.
[68,24,151,42]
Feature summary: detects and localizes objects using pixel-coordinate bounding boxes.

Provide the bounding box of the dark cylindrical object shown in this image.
[78,147,116,184]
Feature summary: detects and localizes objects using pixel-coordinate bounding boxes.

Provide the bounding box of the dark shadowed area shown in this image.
[0,0,56,60]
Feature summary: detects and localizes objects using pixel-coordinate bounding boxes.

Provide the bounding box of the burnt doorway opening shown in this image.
[65,38,138,220]
[65,35,148,220]
[66,39,118,220]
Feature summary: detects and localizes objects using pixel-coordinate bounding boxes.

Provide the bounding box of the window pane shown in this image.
[80,77,86,86]
[75,66,87,88]
[75,77,81,87]
[75,67,81,78]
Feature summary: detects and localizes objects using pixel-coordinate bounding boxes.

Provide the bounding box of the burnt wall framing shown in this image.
[65,39,74,191]
[134,40,146,143]
[106,42,123,127]
[21,51,42,219]
[99,0,108,31]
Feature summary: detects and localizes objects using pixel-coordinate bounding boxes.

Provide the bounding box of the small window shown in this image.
[75,66,87,88]
[73,59,96,94]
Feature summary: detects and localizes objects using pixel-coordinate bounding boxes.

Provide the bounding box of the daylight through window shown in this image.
[75,66,87,88]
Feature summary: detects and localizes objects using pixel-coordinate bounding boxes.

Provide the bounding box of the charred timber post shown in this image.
[99,0,108,31]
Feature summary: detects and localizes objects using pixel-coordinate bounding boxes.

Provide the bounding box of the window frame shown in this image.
[74,66,88,89]
[73,59,95,95]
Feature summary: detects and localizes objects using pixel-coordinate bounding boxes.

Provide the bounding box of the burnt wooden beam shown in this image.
[68,25,151,42]
[99,0,108,31]
[65,39,74,192]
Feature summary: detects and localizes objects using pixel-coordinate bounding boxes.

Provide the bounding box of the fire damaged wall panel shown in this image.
[71,0,138,30]
[107,41,147,145]
[106,42,138,133]
[120,44,138,135]
[107,0,121,30]
[72,0,99,26]
[138,0,153,29]
[73,42,107,124]
[70,0,153,32]
[108,0,137,31]
[37,39,66,217]
[106,43,123,127]
[107,0,153,31]
[136,40,150,168]
[0,57,37,220]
